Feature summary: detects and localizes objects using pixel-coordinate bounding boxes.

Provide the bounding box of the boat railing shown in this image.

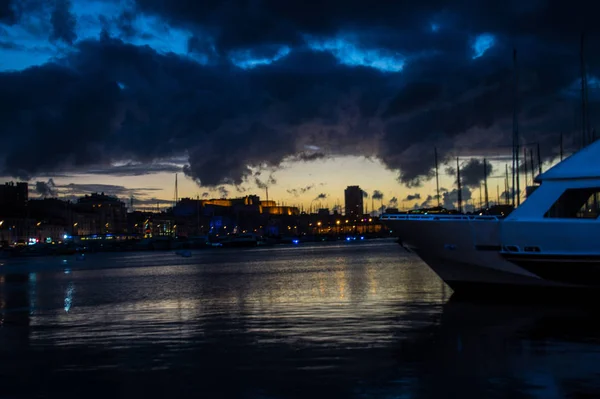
[380,214,501,222]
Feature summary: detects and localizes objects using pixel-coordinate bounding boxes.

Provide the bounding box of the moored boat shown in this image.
[220,233,264,248]
[381,139,600,298]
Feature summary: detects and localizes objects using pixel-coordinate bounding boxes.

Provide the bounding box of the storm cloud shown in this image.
[403,193,421,201]
[35,179,57,198]
[0,0,598,188]
[372,190,384,200]
[50,0,77,45]
[443,188,473,212]
[56,183,161,198]
[459,158,495,188]
[287,184,314,197]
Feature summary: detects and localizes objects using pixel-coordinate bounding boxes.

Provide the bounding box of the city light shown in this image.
[0,182,389,249]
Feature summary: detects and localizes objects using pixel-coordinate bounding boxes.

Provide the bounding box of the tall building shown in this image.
[344,186,364,216]
[0,181,28,216]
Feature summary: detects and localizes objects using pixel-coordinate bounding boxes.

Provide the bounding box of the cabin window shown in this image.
[544,188,600,219]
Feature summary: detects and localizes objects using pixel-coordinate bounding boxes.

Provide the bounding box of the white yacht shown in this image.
[381,140,600,296]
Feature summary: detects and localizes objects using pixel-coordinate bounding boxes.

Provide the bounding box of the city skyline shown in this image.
[0,1,594,212]
[0,150,567,213]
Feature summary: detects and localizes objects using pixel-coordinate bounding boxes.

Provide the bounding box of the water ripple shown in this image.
[1,240,600,398]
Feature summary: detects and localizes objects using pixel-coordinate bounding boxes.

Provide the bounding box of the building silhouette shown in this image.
[0,182,28,214]
[344,186,364,216]
[74,192,127,235]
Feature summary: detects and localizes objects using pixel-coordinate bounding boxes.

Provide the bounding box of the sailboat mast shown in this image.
[529,149,535,182]
[505,164,509,205]
[523,147,528,186]
[434,147,441,207]
[173,173,178,209]
[483,158,489,208]
[512,49,521,206]
[536,143,542,175]
[496,185,500,205]
[560,132,564,161]
[456,157,463,213]
[581,31,591,148]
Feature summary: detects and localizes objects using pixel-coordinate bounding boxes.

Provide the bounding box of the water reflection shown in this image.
[0,241,598,398]
[0,273,31,352]
[403,298,600,398]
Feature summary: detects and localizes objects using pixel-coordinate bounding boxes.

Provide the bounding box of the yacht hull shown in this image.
[386,218,581,296]
[414,251,590,301]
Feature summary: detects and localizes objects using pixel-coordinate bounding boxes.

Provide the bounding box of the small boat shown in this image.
[220,233,263,248]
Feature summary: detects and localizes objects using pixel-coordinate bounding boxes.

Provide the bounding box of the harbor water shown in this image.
[1,239,600,398]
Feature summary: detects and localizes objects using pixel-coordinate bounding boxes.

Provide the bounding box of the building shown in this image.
[344,186,364,216]
[0,182,28,216]
[74,193,127,235]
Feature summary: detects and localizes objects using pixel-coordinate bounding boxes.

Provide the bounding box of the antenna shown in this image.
[479,184,483,210]
[456,157,463,213]
[434,147,441,207]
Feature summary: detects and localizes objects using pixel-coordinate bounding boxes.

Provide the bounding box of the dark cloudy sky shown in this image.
[1,0,598,210]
